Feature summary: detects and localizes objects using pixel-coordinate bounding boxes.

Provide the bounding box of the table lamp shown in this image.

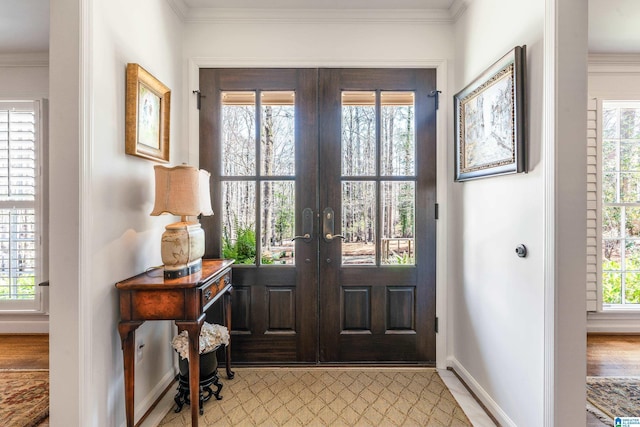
[151,164,213,279]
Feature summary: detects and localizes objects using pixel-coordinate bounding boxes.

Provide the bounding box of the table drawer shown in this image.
[201,269,231,310]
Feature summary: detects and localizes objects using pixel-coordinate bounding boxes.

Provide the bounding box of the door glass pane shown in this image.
[260,181,295,265]
[221,181,256,265]
[221,92,256,176]
[261,91,295,176]
[342,91,376,176]
[342,181,376,265]
[381,92,415,176]
[381,181,415,265]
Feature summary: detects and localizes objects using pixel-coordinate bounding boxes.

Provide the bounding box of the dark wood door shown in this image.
[199,69,319,362]
[200,68,437,364]
[318,69,437,362]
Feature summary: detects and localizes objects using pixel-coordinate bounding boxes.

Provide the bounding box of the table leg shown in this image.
[223,287,235,379]
[176,314,205,427]
[118,321,143,427]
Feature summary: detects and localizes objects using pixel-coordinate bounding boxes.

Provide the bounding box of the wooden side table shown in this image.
[116,259,234,427]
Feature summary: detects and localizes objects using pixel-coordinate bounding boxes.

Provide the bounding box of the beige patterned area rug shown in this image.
[586,376,640,426]
[159,368,471,426]
[0,370,49,427]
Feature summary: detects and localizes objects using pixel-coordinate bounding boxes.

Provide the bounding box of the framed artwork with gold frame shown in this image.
[125,63,170,163]
[454,46,526,181]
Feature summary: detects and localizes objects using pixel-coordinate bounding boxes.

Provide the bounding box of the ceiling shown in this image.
[589,0,640,53]
[0,0,49,54]
[1,0,640,56]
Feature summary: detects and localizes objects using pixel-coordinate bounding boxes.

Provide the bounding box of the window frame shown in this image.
[598,98,640,311]
[0,100,47,313]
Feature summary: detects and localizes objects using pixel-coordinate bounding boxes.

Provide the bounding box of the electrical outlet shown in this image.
[136,339,145,363]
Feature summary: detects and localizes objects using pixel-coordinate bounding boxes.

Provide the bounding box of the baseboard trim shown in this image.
[137,372,177,427]
[0,319,49,334]
[587,312,640,333]
[448,357,516,426]
[445,366,500,427]
[126,369,176,427]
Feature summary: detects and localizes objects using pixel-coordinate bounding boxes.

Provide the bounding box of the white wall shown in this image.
[450,0,588,425]
[450,0,546,425]
[50,0,185,425]
[50,0,83,423]
[0,60,49,333]
[551,0,588,423]
[183,11,453,64]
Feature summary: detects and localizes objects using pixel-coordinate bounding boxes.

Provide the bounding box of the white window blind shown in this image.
[0,101,42,311]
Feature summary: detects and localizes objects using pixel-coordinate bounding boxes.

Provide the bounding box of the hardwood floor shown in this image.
[587,334,640,427]
[0,334,48,370]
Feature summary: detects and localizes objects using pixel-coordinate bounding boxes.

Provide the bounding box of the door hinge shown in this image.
[435,203,439,220]
[428,90,442,110]
[193,90,202,110]
[435,317,439,333]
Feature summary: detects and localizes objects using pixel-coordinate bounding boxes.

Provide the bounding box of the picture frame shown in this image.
[454,45,526,181]
[125,63,171,163]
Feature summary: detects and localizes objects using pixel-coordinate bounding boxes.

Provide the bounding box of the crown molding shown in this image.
[0,52,49,67]
[448,0,469,22]
[182,7,454,24]
[588,53,640,74]
[167,0,470,24]
[166,0,188,21]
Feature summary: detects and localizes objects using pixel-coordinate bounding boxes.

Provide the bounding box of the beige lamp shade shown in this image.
[151,165,213,217]
[198,169,213,216]
[150,164,213,279]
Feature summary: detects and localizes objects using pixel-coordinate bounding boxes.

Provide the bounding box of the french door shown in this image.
[199,68,436,364]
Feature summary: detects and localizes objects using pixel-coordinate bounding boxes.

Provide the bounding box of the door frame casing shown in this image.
[187,58,450,369]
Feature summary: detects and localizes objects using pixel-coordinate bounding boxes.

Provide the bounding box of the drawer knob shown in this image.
[204,289,212,301]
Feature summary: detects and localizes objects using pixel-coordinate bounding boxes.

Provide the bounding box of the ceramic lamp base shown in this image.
[161,221,205,279]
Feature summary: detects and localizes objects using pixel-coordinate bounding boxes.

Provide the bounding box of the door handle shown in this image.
[325,233,345,241]
[291,208,313,243]
[322,207,345,242]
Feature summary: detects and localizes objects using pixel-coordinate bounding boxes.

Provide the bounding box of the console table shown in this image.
[116,259,234,427]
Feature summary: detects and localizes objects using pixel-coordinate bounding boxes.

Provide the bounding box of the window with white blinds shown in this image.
[0,101,42,310]
[600,100,640,308]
